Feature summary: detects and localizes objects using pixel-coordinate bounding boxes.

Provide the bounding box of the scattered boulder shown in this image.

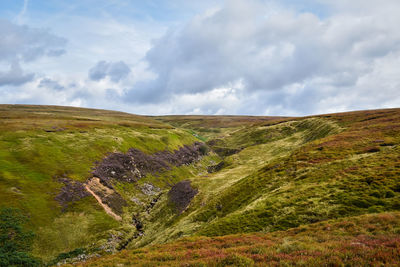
[140,183,160,196]
[168,180,198,213]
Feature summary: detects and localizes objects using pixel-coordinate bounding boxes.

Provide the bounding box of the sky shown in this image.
[0,0,400,116]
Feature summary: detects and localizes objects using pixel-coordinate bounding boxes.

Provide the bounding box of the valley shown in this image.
[1,105,400,266]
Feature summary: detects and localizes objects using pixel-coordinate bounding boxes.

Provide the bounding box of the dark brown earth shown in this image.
[55,176,90,211]
[92,142,208,187]
[168,180,198,213]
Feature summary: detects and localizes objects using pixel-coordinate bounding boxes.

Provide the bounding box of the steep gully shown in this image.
[55,142,209,223]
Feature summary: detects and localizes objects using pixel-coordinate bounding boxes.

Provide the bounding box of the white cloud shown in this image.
[0,19,66,88]
[2,0,400,116]
[0,19,66,63]
[118,0,400,115]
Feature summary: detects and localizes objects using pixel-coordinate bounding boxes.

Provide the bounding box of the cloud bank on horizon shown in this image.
[0,0,399,116]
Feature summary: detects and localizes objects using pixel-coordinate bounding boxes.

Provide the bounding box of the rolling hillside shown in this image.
[1,105,400,266]
[0,105,205,262]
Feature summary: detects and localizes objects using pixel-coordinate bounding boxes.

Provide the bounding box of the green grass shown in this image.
[0,105,199,261]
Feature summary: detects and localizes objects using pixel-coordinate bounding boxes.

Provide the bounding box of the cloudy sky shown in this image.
[0,0,399,116]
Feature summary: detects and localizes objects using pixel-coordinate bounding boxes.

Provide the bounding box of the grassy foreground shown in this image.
[77,212,400,266]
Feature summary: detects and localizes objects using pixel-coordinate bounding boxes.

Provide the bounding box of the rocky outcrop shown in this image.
[55,143,207,221]
[92,142,208,187]
[168,180,198,213]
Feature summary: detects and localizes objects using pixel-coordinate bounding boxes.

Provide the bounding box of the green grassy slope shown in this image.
[127,117,342,248]
[164,109,400,238]
[0,105,200,260]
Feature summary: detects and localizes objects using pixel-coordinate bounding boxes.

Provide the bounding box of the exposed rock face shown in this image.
[91,152,142,188]
[85,143,207,220]
[92,142,208,186]
[168,180,198,213]
[157,142,208,166]
[55,176,90,211]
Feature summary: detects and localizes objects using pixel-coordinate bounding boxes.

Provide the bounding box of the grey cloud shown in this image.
[0,19,67,63]
[89,61,131,82]
[124,80,168,104]
[123,0,400,111]
[38,78,65,91]
[0,19,66,87]
[88,61,108,81]
[47,49,66,57]
[0,62,34,86]
[3,0,400,117]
